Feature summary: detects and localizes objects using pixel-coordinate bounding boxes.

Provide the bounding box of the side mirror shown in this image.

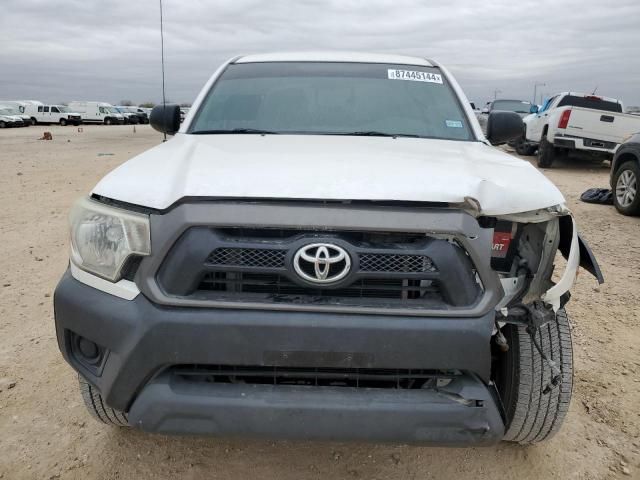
[486,111,524,145]
[150,104,181,135]
[530,104,539,114]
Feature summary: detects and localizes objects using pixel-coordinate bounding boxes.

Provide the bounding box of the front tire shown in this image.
[496,308,573,444]
[60,118,67,126]
[613,161,640,216]
[30,117,37,125]
[78,375,129,427]
[0,121,6,129]
[104,118,112,125]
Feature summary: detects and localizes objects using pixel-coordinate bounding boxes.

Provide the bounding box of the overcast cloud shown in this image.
[1,0,639,106]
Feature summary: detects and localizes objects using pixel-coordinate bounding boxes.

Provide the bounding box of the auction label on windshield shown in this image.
[387,69,443,84]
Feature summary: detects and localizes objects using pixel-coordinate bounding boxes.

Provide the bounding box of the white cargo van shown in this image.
[21,104,82,126]
[67,102,125,125]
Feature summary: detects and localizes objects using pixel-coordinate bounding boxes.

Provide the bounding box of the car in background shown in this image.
[0,108,26,128]
[522,92,640,167]
[115,106,149,124]
[610,133,640,216]
[113,107,140,125]
[0,105,31,126]
[477,99,533,133]
[68,101,124,125]
[21,103,82,126]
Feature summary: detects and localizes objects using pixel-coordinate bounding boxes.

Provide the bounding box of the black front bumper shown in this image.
[54,270,504,444]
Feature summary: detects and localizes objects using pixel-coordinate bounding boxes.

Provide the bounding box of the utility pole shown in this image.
[493,89,502,100]
[533,82,546,105]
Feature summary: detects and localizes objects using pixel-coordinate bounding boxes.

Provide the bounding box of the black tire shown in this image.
[0,121,6,129]
[104,118,112,125]
[78,375,129,427]
[496,308,573,444]
[612,160,640,216]
[73,121,80,126]
[30,117,37,126]
[537,135,556,168]
[60,118,67,126]
[515,136,536,156]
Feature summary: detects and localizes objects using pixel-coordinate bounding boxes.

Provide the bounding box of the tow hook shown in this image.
[497,301,562,394]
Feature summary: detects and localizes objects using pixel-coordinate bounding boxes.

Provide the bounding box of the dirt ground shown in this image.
[0,124,638,480]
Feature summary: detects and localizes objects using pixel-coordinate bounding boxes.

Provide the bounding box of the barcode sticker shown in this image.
[387,69,443,84]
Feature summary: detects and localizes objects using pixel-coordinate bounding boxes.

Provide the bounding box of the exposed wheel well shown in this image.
[613,152,639,175]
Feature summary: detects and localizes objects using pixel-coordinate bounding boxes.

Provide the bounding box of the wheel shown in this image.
[73,121,80,126]
[78,375,129,427]
[0,121,6,129]
[104,118,112,125]
[495,308,573,444]
[613,161,640,216]
[537,135,555,168]
[31,117,37,126]
[60,118,67,126]
[515,136,536,156]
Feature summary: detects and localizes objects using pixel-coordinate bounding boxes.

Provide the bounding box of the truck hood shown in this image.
[92,134,565,215]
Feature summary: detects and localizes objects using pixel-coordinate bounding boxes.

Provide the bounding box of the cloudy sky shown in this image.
[2,0,639,107]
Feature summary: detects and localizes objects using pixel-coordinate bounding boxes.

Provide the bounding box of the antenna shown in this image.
[159,0,167,141]
[591,86,598,95]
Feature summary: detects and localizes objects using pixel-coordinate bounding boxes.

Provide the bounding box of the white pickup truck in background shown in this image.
[519,92,640,167]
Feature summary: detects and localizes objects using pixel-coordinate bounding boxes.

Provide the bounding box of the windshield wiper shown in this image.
[191,128,279,135]
[327,131,423,138]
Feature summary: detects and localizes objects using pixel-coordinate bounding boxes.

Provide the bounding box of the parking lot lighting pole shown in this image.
[533,82,546,105]
[494,89,502,100]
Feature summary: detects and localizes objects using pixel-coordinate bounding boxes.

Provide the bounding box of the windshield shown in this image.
[0,107,19,115]
[189,62,473,141]
[57,105,70,112]
[492,100,532,114]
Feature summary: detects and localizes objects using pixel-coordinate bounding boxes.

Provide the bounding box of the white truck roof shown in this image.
[235,51,434,67]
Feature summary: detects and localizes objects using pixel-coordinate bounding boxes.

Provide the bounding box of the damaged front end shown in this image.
[488,204,603,312]
[486,205,603,394]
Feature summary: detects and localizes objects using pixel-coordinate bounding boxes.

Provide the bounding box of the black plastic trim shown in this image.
[127,373,504,445]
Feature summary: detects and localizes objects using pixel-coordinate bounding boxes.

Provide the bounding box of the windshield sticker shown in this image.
[387,69,443,84]
[446,120,463,128]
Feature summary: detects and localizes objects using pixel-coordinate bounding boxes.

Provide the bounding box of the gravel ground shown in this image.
[0,124,638,480]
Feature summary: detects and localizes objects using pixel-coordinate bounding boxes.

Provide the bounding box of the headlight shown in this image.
[70,197,150,281]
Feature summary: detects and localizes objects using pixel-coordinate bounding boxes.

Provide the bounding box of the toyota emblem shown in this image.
[293,243,351,284]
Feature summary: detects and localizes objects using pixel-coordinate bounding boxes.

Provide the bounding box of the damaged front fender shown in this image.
[542,215,604,310]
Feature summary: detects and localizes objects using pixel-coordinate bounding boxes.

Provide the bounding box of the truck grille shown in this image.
[157,227,482,309]
[359,253,436,273]
[199,272,435,300]
[206,247,436,274]
[207,248,287,269]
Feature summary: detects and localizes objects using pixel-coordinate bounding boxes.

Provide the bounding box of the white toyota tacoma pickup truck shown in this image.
[54,52,603,446]
[520,92,640,167]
